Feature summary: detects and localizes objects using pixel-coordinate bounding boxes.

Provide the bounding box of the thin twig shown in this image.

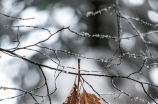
[39,66,51,104]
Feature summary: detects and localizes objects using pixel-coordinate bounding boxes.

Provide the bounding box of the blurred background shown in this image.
[0,0,158,104]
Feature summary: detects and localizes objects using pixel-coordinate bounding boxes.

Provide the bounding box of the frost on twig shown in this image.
[0,0,158,104]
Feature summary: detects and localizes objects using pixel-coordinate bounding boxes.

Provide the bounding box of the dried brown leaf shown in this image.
[63,83,78,104]
[3,87,7,90]
[80,89,101,104]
